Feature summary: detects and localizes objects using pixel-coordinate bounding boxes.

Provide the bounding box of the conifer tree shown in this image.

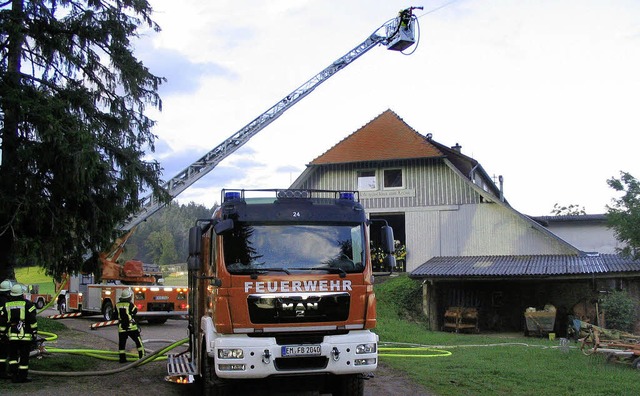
[0,0,169,280]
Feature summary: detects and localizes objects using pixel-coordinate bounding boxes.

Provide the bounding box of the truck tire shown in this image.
[35,298,45,310]
[102,300,114,321]
[199,341,230,396]
[332,374,364,396]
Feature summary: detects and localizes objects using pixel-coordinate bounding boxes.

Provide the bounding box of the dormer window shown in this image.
[357,170,377,191]
[383,168,403,189]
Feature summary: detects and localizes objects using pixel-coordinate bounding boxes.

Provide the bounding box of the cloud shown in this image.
[135,37,237,95]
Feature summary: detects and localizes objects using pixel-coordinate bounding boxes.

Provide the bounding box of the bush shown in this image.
[376,275,423,321]
[600,290,636,332]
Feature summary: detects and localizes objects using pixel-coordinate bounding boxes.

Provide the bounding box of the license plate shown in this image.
[281,345,321,357]
[154,295,169,300]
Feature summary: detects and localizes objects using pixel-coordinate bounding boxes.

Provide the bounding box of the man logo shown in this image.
[282,302,319,317]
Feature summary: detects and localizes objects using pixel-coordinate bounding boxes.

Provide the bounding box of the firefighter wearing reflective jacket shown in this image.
[113,288,144,363]
[0,280,12,379]
[3,284,37,383]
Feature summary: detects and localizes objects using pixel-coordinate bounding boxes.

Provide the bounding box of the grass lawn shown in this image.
[375,275,640,396]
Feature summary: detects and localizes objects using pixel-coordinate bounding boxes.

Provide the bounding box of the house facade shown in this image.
[291,109,640,334]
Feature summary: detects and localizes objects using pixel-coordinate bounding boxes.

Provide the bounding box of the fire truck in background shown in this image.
[57,228,189,324]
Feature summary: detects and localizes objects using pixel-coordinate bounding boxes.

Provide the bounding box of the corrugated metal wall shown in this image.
[297,158,483,208]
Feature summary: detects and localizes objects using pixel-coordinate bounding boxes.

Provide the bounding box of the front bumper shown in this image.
[209,330,378,379]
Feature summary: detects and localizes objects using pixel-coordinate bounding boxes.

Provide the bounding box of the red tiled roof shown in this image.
[310,109,444,165]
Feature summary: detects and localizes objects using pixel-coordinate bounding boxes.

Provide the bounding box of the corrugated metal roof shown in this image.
[409,254,640,279]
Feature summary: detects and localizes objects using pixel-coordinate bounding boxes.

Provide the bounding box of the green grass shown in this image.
[14,266,57,295]
[374,275,640,396]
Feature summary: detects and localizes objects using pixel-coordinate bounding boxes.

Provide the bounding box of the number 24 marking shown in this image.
[292,211,301,217]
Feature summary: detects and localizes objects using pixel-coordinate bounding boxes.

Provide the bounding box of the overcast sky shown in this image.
[137,0,640,216]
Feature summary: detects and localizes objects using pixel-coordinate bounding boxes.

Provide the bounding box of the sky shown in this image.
[136,0,640,216]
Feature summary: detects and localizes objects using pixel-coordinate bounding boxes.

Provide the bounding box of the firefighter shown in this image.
[0,279,12,379]
[4,284,38,383]
[113,288,144,363]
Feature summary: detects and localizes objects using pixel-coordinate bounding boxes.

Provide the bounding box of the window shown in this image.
[357,170,377,191]
[383,168,403,189]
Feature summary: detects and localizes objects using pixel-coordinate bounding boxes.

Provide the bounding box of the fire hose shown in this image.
[29,336,188,377]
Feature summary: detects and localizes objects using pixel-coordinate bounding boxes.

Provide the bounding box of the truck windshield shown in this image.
[224,224,365,274]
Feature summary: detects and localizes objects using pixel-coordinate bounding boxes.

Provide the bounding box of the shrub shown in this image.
[600,290,636,332]
[376,275,423,321]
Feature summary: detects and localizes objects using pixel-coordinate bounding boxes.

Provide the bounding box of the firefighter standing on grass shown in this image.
[113,288,144,363]
[4,284,38,383]
[0,279,12,379]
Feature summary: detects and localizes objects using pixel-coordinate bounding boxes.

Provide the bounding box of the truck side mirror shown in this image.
[382,255,396,272]
[214,219,234,235]
[381,225,395,254]
[188,226,202,271]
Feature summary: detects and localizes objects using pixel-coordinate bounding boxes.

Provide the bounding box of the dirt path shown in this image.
[0,327,433,396]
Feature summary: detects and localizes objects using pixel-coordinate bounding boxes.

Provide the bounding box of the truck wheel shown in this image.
[102,301,114,321]
[200,342,230,396]
[332,374,364,396]
[35,298,45,310]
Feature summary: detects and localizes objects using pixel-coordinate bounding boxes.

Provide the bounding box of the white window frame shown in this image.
[357,169,377,191]
[382,168,404,190]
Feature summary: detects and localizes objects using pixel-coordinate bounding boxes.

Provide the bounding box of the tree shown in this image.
[0,1,169,282]
[606,171,640,259]
[551,203,586,216]
[145,228,177,265]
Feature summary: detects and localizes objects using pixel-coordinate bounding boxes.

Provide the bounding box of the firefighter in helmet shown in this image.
[113,288,144,363]
[0,279,12,379]
[4,284,37,383]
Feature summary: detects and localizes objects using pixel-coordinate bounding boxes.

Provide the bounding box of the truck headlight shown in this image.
[218,348,244,359]
[356,343,376,354]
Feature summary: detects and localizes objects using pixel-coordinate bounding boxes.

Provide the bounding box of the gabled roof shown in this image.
[409,254,640,279]
[310,109,444,165]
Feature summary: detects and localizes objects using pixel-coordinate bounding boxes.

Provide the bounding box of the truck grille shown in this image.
[248,293,350,324]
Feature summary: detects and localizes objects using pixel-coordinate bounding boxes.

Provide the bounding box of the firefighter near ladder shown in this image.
[112,288,144,363]
[1,284,38,383]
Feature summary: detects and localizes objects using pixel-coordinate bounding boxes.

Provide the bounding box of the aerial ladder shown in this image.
[121,7,423,231]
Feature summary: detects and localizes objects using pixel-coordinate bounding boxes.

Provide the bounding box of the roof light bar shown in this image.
[339,192,355,201]
[224,191,241,202]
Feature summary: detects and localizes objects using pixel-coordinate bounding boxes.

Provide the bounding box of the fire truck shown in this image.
[176,189,396,394]
[158,7,420,395]
[57,229,188,324]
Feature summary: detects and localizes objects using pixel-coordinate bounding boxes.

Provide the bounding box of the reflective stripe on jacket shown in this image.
[115,300,138,332]
[4,299,37,341]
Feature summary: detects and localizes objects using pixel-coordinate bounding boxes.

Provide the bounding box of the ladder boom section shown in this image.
[121,9,419,231]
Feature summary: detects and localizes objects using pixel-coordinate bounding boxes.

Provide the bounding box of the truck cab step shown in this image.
[167,354,197,376]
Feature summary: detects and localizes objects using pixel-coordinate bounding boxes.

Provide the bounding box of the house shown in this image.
[530,214,622,254]
[291,109,640,334]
